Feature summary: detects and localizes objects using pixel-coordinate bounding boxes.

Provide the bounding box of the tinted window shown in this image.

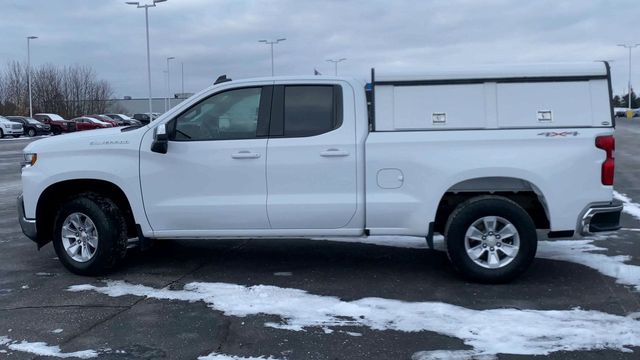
[172,87,261,141]
[283,86,339,137]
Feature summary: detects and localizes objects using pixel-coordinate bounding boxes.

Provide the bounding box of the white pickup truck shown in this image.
[18,62,622,282]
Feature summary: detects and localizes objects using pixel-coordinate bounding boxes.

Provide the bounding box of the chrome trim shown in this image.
[17,194,37,242]
[580,201,623,235]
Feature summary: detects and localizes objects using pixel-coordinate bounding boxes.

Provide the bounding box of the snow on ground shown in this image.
[198,353,284,360]
[614,190,640,221]
[0,336,98,358]
[69,280,640,359]
[537,238,640,291]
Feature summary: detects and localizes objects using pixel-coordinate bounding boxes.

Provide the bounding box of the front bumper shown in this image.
[579,200,623,235]
[17,194,37,242]
[3,128,23,135]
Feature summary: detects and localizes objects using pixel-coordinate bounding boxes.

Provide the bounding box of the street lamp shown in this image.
[617,43,640,110]
[27,36,38,117]
[166,56,175,112]
[326,58,347,76]
[258,38,286,76]
[126,0,167,118]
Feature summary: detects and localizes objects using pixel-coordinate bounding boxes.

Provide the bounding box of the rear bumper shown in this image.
[17,194,38,242]
[579,200,623,235]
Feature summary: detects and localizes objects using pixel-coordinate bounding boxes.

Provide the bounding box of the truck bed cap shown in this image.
[375,62,608,83]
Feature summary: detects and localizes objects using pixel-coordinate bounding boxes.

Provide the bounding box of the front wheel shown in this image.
[444,196,537,283]
[27,129,36,137]
[52,193,128,275]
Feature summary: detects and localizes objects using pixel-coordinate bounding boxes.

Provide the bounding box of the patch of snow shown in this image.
[51,329,64,334]
[21,285,29,289]
[198,353,284,360]
[273,272,292,277]
[613,190,640,221]
[537,239,640,291]
[412,349,496,360]
[343,331,362,337]
[35,272,56,277]
[69,281,640,358]
[0,336,97,358]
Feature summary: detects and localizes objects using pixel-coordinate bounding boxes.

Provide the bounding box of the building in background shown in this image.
[106,93,194,115]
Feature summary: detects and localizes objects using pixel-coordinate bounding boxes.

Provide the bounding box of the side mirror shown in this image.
[151,124,168,154]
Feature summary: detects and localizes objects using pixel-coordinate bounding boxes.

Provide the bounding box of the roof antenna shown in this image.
[214,75,232,85]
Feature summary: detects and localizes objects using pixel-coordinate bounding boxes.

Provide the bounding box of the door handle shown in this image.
[320,148,350,157]
[231,151,261,159]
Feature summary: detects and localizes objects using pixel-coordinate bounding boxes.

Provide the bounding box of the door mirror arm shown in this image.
[151,124,168,154]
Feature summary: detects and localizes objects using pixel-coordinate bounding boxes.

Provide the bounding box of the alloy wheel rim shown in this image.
[464,216,520,269]
[61,212,99,263]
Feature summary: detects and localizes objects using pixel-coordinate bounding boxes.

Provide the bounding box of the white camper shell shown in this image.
[372,62,613,131]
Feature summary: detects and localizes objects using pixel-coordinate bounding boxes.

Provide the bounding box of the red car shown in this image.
[71,117,113,131]
[86,114,121,127]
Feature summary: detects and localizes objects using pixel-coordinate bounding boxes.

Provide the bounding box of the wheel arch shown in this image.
[36,179,137,246]
[433,176,550,234]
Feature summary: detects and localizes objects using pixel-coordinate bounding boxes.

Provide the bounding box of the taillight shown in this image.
[595,135,615,185]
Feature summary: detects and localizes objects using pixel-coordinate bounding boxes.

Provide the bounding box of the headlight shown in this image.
[22,153,37,168]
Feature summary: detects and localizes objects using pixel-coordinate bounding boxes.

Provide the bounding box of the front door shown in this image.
[140,85,272,232]
[266,83,358,229]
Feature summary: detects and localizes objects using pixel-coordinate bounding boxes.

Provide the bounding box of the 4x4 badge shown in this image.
[537,131,579,137]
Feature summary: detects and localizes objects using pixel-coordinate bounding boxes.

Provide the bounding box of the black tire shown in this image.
[12,135,20,138]
[52,193,128,275]
[51,126,61,135]
[0,129,4,138]
[28,128,36,137]
[444,195,537,283]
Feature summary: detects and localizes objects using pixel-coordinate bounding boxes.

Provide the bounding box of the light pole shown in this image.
[166,56,174,111]
[126,0,167,118]
[181,62,184,95]
[27,36,38,117]
[326,58,346,76]
[618,43,640,110]
[258,38,286,76]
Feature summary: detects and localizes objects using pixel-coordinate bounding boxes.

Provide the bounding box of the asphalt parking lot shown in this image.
[1,124,639,360]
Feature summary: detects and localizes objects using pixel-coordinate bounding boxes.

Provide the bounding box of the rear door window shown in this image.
[282,85,341,137]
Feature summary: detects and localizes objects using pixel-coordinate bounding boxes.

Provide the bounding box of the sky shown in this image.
[0,0,638,99]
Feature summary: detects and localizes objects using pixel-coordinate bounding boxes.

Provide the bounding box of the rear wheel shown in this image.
[51,126,61,135]
[52,193,128,275]
[0,129,4,138]
[27,128,36,137]
[12,135,20,138]
[444,195,537,283]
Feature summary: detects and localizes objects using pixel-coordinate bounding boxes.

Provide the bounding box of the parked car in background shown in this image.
[6,116,51,137]
[0,115,23,138]
[132,113,159,124]
[103,113,141,126]
[614,107,640,118]
[33,113,76,134]
[70,117,113,131]
[86,114,121,127]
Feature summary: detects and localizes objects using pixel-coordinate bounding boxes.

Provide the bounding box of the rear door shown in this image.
[266,82,357,229]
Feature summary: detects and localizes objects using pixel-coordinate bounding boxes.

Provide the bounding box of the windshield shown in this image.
[88,118,108,125]
[0,116,10,123]
[117,114,133,120]
[27,118,42,124]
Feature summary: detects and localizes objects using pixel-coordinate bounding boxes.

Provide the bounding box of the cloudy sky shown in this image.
[0,0,638,98]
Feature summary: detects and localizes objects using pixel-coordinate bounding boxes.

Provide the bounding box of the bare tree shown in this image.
[0,61,114,118]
